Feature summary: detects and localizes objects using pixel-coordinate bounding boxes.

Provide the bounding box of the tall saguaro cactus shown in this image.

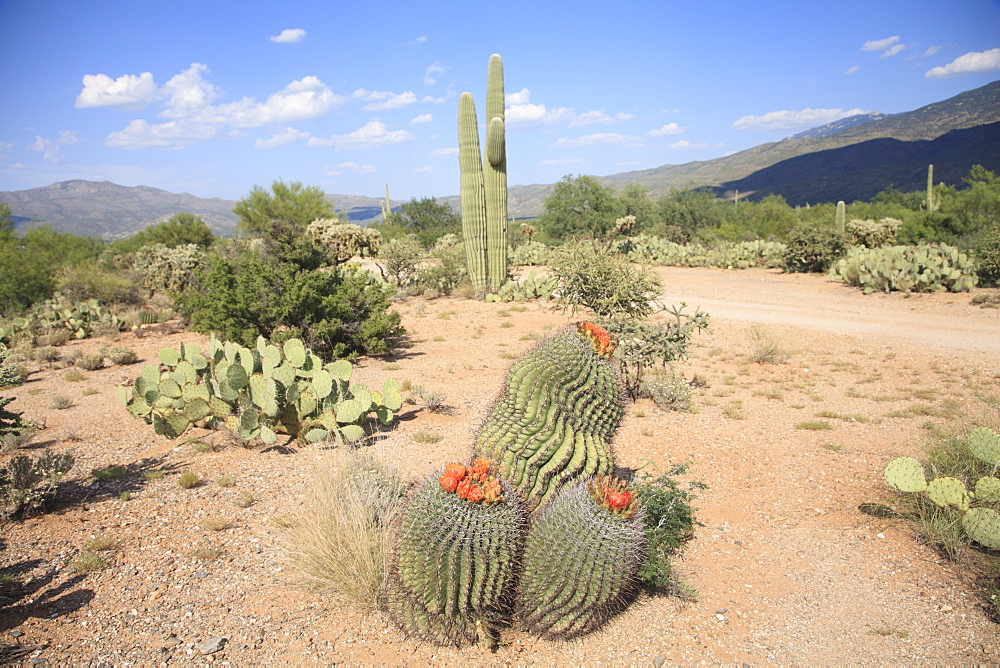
[835,200,846,235]
[926,164,938,213]
[459,54,508,297]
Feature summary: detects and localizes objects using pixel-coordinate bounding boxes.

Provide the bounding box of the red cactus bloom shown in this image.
[439,472,462,493]
[605,489,632,510]
[576,321,616,357]
[444,462,467,479]
[471,457,491,477]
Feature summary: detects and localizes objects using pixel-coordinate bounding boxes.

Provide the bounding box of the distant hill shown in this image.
[0,181,400,239]
[715,121,1000,205]
[3,80,999,235]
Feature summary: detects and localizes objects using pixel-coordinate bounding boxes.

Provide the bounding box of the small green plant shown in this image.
[410,430,443,444]
[68,551,108,574]
[84,534,119,552]
[177,471,201,489]
[632,463,704,589]
[64,370,85,383]
[74,353,104,371]
[106,346,138,365]
[0,450,74,518]
[92,465,125,480]
[746,324,788,364]
[215,475,234,487]
[796,421,833,431]
[141,469,165,481]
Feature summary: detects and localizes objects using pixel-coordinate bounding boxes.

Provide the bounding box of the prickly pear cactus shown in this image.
[926,476,970,511]
[962,507,1000,550]
[516,477,646,638]
[383,458,527,647]
[968,427,1000,467]
[473,321,624,510]
[884,456,928,492]
[975,476,1000,504]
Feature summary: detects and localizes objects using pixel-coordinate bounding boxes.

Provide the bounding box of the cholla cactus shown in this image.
[306,219,382,264]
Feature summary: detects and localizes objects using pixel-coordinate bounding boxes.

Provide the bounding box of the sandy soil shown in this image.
[2,266,999,665]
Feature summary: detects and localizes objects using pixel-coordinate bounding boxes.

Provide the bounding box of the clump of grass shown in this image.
[286,452,408,611]
[92,465,125,480]
[435,310,456,320]
[80,388,98,397]
[34,346,60,363]
[189,546,225,561]
[233,491,255,508]
[746,324,788,364]
[722,400,745,420]
[795,420,833,431]
[381,362,402,371]
[215,475,234,487]
[200,516,232,531]
[508,305,527,312]
[74,353,104,371]
[519,331,542,341]
[106,346,138,365]
[971,292,1000,309]
[177,471,201,489]
[84,534,119,552]
[69,551,108,574]
[499,321,514,329]
[496,310,511,317]
[64,370,86,383]
[141,469,165,481]
[410,430,443,444]
[821,442,843,452]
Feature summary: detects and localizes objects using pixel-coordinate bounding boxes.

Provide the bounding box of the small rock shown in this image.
[940,604,953,613]
[198,637,227,655]
[10,630,24,637]
[653,657,667,668]
[192,571,209,579]
[716,608,729,615]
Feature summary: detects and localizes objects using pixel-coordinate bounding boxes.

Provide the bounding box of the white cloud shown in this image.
[270,28,306,43]
[328,161,376,175]
[308,120,414,149]
[424,62,446,86]
[160,63,221,116]
[732,107,866,131]
[255,127,311,148]
[222,76,343,126]
[882,43,905,58]
[352,89,417,111]
[670,140,724,150]
[410,114,433,124]
[504,89,573,127]
[844,65,861,75]
[923,46,942,57]
[554,133,642,147]
[862,36,900,52]
[422,95,445,104]
[75,71,157,109]
[28,131,78,163]
[569,110,632,127]
[648,122,683,137]
[506,88,532,105]
[105,119,222,149]
[925,48,1000,78]
[431,147,458,157]
[413,165,434,173]
[0,142,14,160]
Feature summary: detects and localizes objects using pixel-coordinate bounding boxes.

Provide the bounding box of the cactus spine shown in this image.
[835,200,846,235]
[459,53,508,298]
[517,477,646,638]
[383,458,527,647]
[473,322,624,511]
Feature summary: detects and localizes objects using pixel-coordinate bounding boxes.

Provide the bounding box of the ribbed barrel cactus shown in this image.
[516,476,646,638]
[473,321,624,511]
[383,458,528,647]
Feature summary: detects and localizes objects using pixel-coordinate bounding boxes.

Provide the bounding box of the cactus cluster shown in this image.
[386,321,651,646]
[846,217,901,248]
[0,296,122,346]
[612,235,787,270]
[884,427,1000,550]
[473,322,624,511]
[507,240,551,267]
[119,335,401,443]
[127,243,207,294]
[459,54,507,298]
[830,243,978,293]
[306,219,382,264]
[486,270,559,303]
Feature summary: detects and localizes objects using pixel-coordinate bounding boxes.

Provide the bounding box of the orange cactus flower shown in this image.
[576,321,616,357]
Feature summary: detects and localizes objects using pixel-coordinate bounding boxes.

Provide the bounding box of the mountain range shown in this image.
[2,80,999,239]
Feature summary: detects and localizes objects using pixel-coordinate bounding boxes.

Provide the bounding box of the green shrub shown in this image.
[416,243,468,295]
[975,223,1000,287]
[782,226,848,273]
[549,241,661,319]
[639,370,693,412]
[632,463,703,589]
[106,346,138,365]
[846,218,901,248]
[57,261,143,305]
[376,235,423,288]
[508,240,551,266]
[178,249,403,359]
[1,450,75,518]
[74,353,104,371]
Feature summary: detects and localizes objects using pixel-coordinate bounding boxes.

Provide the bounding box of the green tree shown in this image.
[655,188,727,242]
[233,180,336,269]
[538,175,624,243]
[385,197,460,247]
[112,212,215,254]
[617,183,657,232]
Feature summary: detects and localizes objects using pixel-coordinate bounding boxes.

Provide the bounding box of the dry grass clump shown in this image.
[286,451,409,611]
[746,324,789,364]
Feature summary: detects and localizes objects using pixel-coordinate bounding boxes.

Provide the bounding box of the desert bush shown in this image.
[128,243,208,294]
[974,223,1000,287]
[106,345,138,365]
[74,352,104,371]
[488,270,559,303]
[50,395,72,410]
[33,346,60,364]
[287,452,408,610]
[782,226,848,273]
[178,250,403,359]
[416,243,468,295]
[632,463,704,589]
[639,370,693,412]
[0,450,75,518]
[829,244,978,294]
[376,235,423,288]
[0,349,26,388]
[846,218,901,248]
[57,261,143,305]
[600,304,710,399]
[549,240,661,319]
[746,324,788,364]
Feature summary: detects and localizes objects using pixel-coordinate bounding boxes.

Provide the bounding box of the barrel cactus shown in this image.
[516,476,646,638]
[383,458,527,647]
[473,321,624,510]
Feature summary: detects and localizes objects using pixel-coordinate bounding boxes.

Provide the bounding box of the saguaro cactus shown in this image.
[459,53,508,297]
[835,200,846,235]
[925,164,938,213]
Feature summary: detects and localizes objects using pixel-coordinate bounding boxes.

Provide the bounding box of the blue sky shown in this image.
[1,0,998,203]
